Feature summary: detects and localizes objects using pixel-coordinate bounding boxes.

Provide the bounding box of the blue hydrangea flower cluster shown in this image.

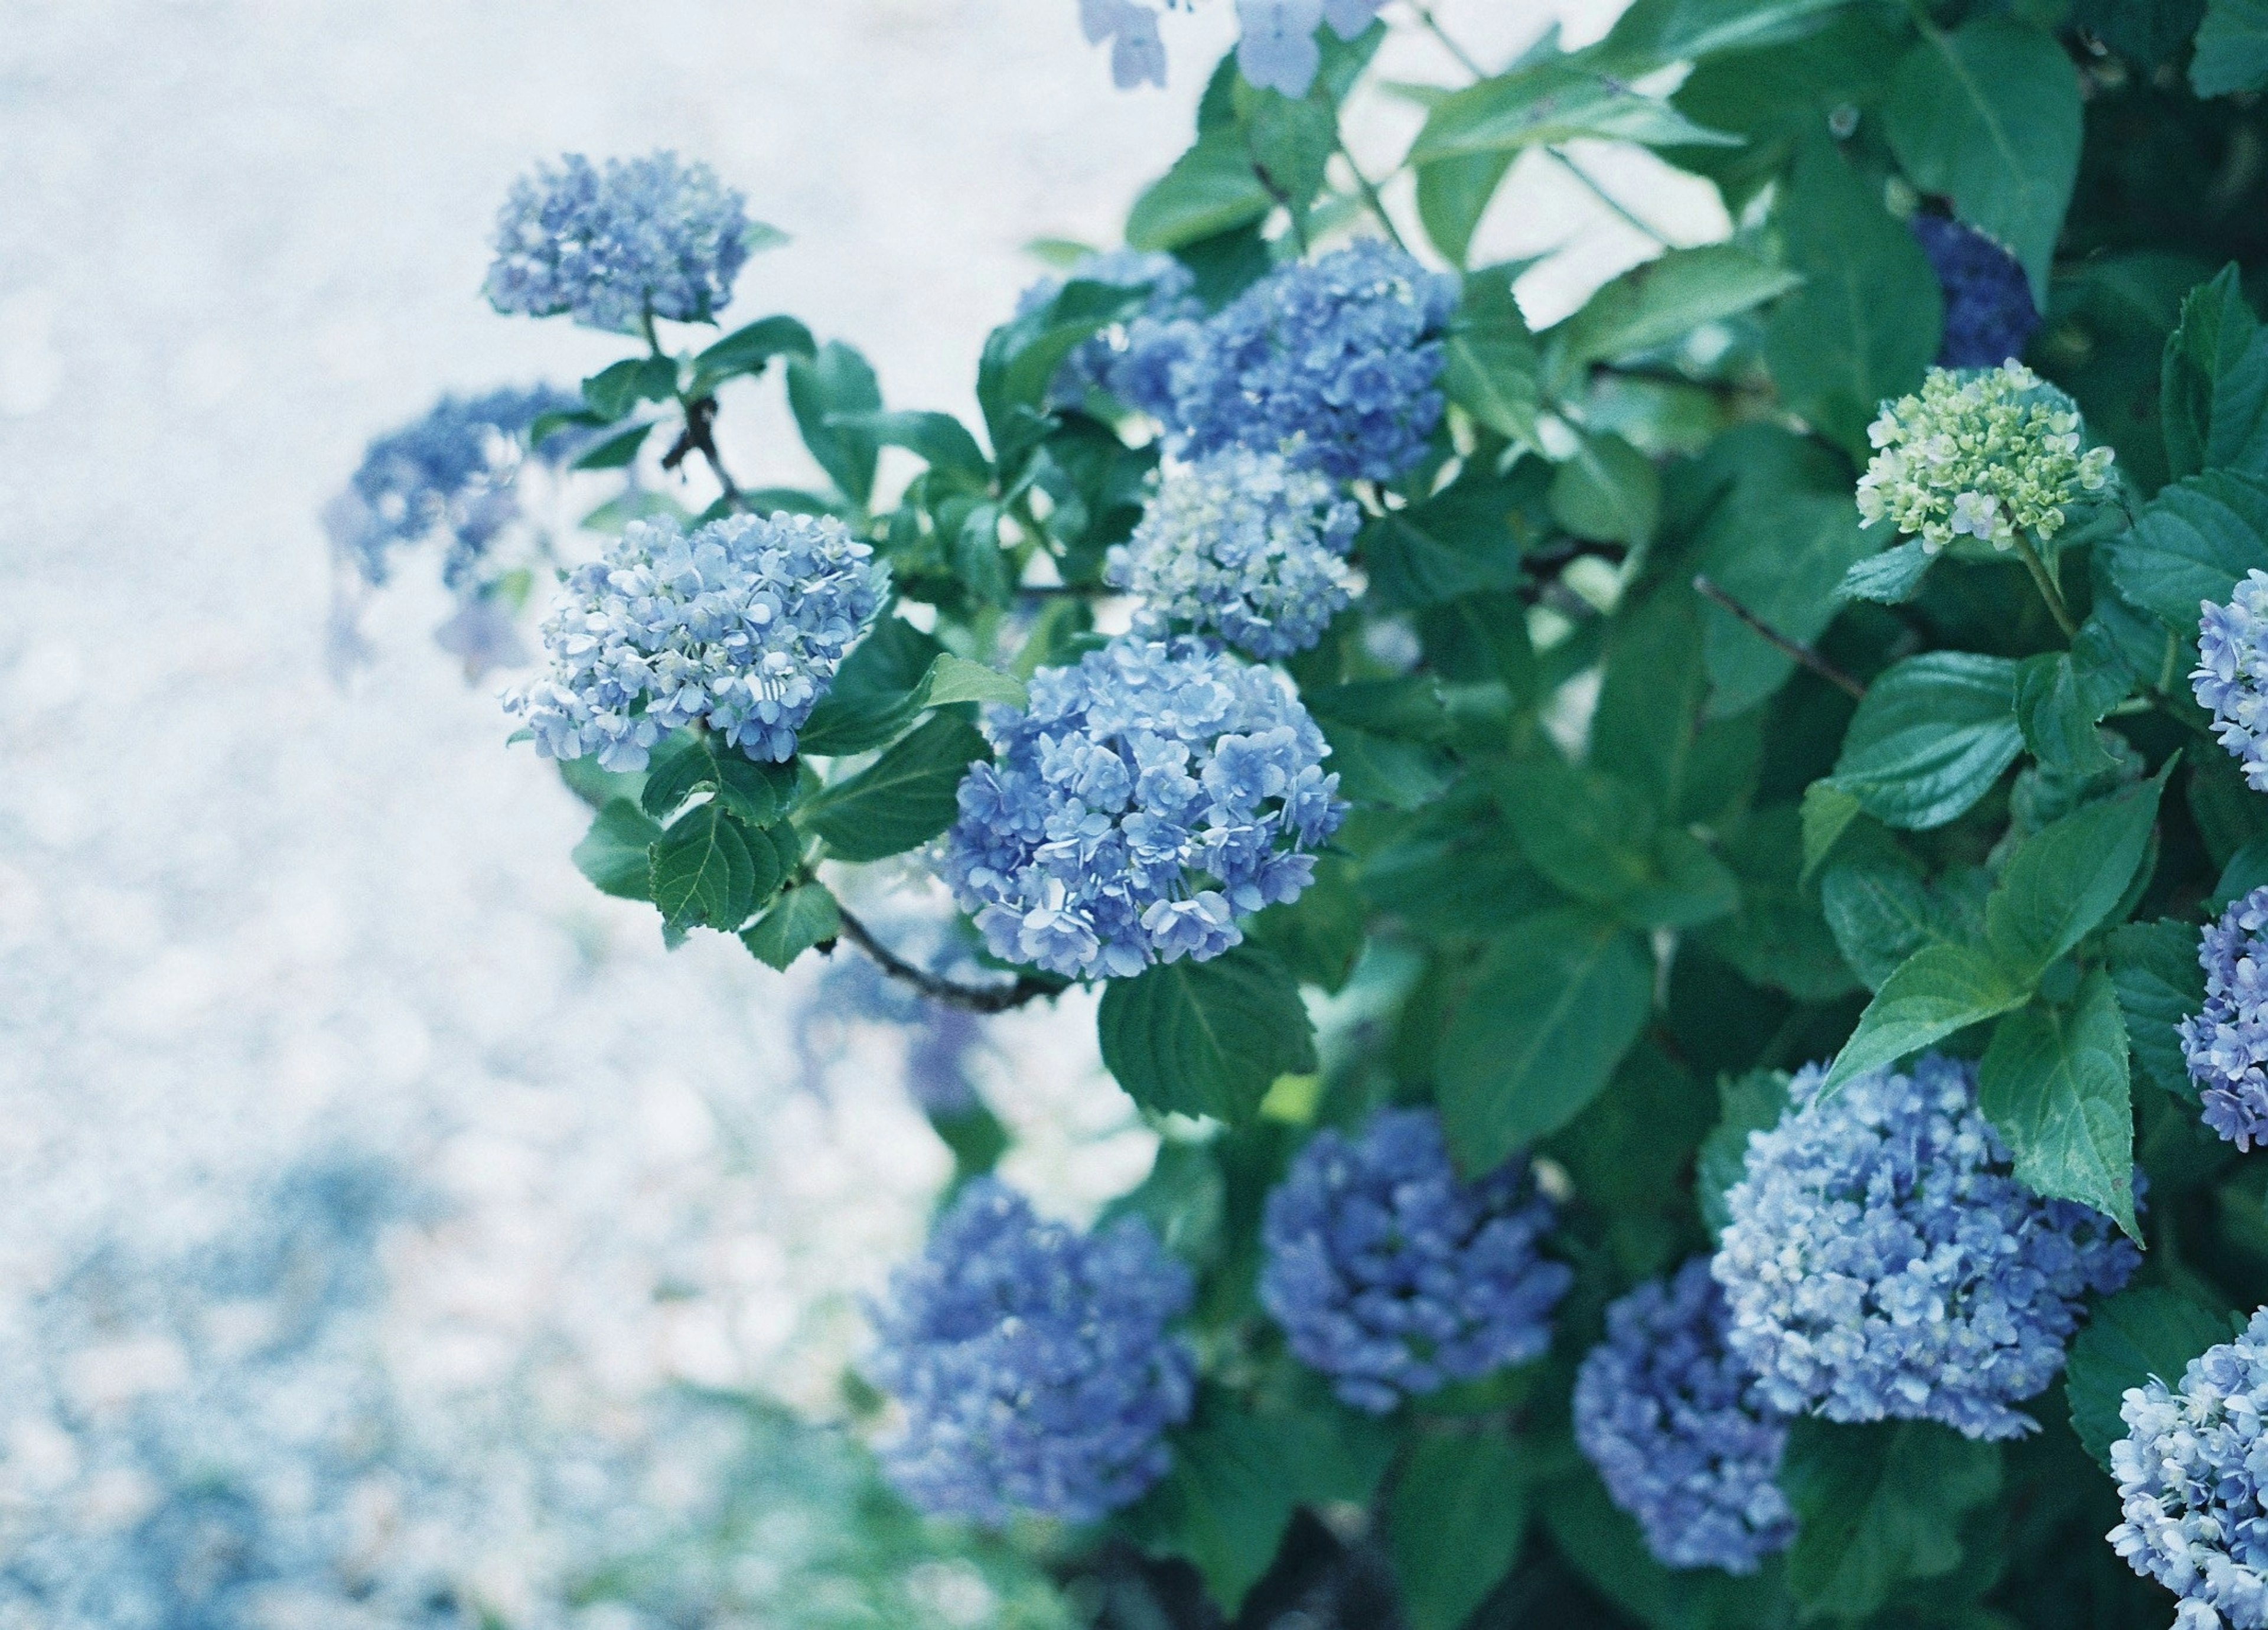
[2197,570,2268,791]
[1161,239,1458,483]
[1712,1052,2140,1440]
[1016,248,1204,415]
[1911,214,2041,370]
[485,152,757,334]
[1258,1108,1573,1413]
[504,512,887,771]
[1574,1257,1796,1575]
[940,633,1345,979]
[1106,448,1360,657]
[2109,1307,2268,1629]
[2181,885,2268,1150]
[1076,0,1383,93]
[865,1176,1196,1525]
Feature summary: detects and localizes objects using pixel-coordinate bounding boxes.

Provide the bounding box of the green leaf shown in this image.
[1821,859,1950,992]
[1411,58,1743,163]
[571,421,656,471]
[650,803,762,933]
[640,732,797,827]
[1595,0,1856,71]
[1693,805,1856,998]
[787,342,884,507]
[796,617,947,757]
[951,502,1011,607]
[1594,589,1707,819]
[1553,244,1801,379]
[572,800,663,901]
[1800,780,1864,882]
[2194,0,2268,94]
[1438,907,1656,1170]
[1820,941,2032,1097]
[1496,757,1658,904]
[1839,538,1936,605]
[1096,947,1318,1123]
[1233,79,1337,218]
[975,278,1149,439]
[1882,17,2083,308]
[1781,1419,2002,1620]
[1547,431,1660,549]
[1627,828,1743,931]
[2014,633,2133,778]
[1978,971,2141,1238]
[688,314,817,395]
[1126,128,1274,252]
[1699,1069,1792,1240]
[2160,265,2268,481]
[741,882,844,972]
[802,713,989,863]
[2066,1288,2232,1470]
[1442,263,1543,448]
[826,409,989,484]
[1827,651,2023,830]
[1359,468,1534,607]
[2108,468,2268,632]
[1416,152,1513,268]
[581,355,677,420]
[2109,918,2208,1100]
[923,653,1028,709]
[1983,766,2168,979]
[1386,1432,1527,1630]
[1316,720,1454,810]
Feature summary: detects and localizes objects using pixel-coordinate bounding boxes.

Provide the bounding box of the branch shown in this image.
[1692,574,1867,700]
[831,906,1058,1014]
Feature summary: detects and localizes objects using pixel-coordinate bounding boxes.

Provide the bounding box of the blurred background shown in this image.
[0,2,1722,1623]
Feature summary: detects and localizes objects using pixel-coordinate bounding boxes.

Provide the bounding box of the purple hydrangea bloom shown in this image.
[1575,1258,1795,1574]
[940,633,1345,979]
[1258,1108,1572,1413]
[1712,1052,2140,1441]
[1015,248,1204,416]
[2197,570,2268,790]
[2108,1307,2268,1629]
[504,512,887,771]
[1911,215,2040,370]
[2181,885,2268,1149]
[865,1178,1196,1525]
[1164,240,1459,483]
[485,152,760,334]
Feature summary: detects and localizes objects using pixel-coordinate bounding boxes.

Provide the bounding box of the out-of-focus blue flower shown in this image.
[1574,1258,1795,1575]
[485,152,760,334]
[1257,1107,1571,1413]
[1078,0,1379,93]
[2181,885,2268,1149]
[1015,249,1204,417]
[1080,0,1177,87]
[1164,240,1458,483]
[504,512,887,772]
[939,633,1345,979]
[2109,1307,2268,1630]
[1911,215,2039,370]
[865,1177,1195,1525]
[2197,571,2268,792]
[1712,1052,2139,1441]
[1107,447,1359,657]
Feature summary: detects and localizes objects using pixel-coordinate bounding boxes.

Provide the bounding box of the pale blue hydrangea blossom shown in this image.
[2181,885,2268,1149]
[2197,572,2268,791]
[1015,249,1204,416]
[1077,0,1383,93]
[940,633,1345,979]
[485,152,758,334]
[1258,1108,1572,1413]
[2107,1308,2268,1629]
[1107,447,1360,657]
[1712,1052,2139,1440]
[865,1178,1196,1525]
[1575,1257,1796,1575]
[505,513,887,771]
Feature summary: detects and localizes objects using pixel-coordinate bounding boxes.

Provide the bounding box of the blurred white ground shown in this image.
[0,1,1724,1621]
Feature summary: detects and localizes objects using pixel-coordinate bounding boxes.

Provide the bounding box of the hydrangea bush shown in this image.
[339,5,2268,1625]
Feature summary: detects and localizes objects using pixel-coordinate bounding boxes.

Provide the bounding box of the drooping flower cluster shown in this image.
[1911,215,2040,370]
[1713,1052,2139,1440]
[2108,1308,2268,1628]
[940,633,1344,978]
[1854,361,2116,551]
[485,152,761,334]
[1016,247,1204,416]
[2181,885,2268,1149]
[2197,571,2268,792]
[505,512,887,771]
[1258,1108,1572,1413]
[1574,1258,1796,1574]
[1106,448,1360,657]
[1162,239,1459,483]
[865,1177,1196,1525]
[1076,0,1384,94]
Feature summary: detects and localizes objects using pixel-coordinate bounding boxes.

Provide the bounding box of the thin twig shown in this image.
[644,307,746,511]
[831,906,1057,1014]
[1547,147,1673,247]
[1693,574,1867,700]
[1409,2,1487,77]
[2010,528,2080,641]
[1335,139,1410,254]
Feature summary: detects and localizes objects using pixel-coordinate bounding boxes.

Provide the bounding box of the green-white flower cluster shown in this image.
[1855,362,2114,552]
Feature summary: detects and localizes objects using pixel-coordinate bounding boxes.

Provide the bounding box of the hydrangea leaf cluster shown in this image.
[940,633,1345,979]
[865,1177,1196,1525]
[1159,239,1459,484]
[2181,884,2268,1149]
[1911,215,2041,370]
[504,511,887,771]
[485,151,760,334]
[2108,1308,2268,1628]
[2197,571,2268,792]
[1016,247,1204,416]
[1713,1052,2140,1440]
[1855,362,2116,552]
[1574,1257,1796,1574]
[1258,1107,1573,1413]
[1106,447,1359,657]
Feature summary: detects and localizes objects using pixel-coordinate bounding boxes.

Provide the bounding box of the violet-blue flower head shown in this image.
[1257,1107,1572,1413]
[865,1177,1196,1525]
[1912,215,2040,370]
[1107,448,1360,657]
[2181,885,2268,1149]
[1575,1258,1795,1575]
[504,512,887,772]
[2197,571,2268,792]
[940,633,1345,979]
[1712,1052,2139,1441]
